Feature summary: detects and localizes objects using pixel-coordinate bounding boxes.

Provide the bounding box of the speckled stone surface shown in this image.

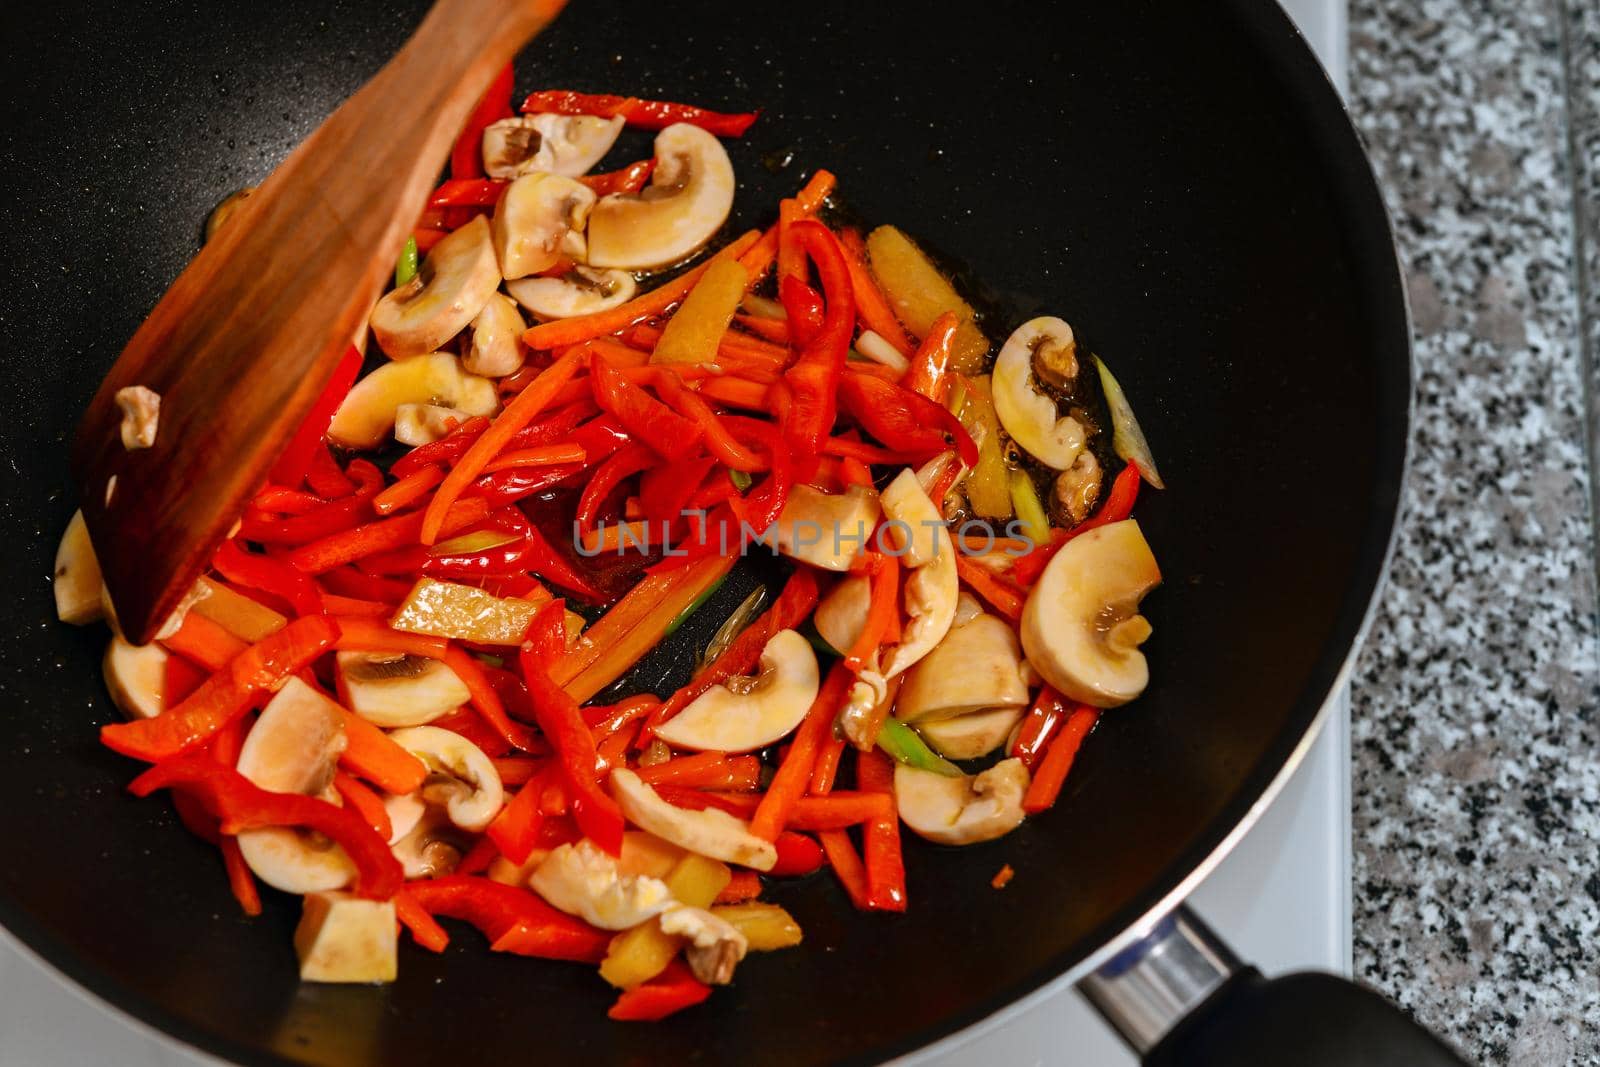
[1347,1,1600,1064]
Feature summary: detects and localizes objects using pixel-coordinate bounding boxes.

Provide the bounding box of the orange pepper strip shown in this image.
[635,753,762,791]
[852,674,903,758]
[333,772,392,840]
[332,618,449,659]
[480,443,588,473]
[162,612,251,672]
[901,310,960,404]
[736,170,837,282]
[954,555,1026,621]
[750,662,853,841]
[856,748,907,911]
[839,229,916,357]
[421,349,584,543]
[372,464,446,515]
[319,594,392,618]
[809,735,847,794]
[844,554,900,672]
[523,231,761,350]
[695,376,772,411]
[713,869,763,904]
[1022,703,1100,813]
[337,708,428,795]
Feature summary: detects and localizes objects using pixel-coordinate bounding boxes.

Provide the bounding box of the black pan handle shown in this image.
[1078,906,1470,1066]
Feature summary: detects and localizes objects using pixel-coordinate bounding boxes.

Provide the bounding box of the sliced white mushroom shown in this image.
[462,291,527,377]
[235,678,355,894]
[115,385,160,450]
[652,629,820,753]
[482,113,625,180]
[894,758,1030,846]
[102,635,167,719]
[877,469,959,678]
[506,266,638,320]
[491,172,596,280]
[1021,519,1161,708]
[918,706,1027,760]
[336,650,471,728]
[529,839,677,930]
[294,892,397,984]
[992,317,1087,470]
[370,216,502,358]
[585,124,735,270]
[393,402,473,447]
[386,725,504,831]
[659,906,748,985]
[770,484,880,572]
[895,610,1030,723]
[383,789,428,846]
[610,769,777,872]
[389,808,470,879]
[328,352,497,450]
[53,509,104,625]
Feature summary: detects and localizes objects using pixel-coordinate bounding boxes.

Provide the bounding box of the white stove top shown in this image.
[0,4,1349,1063]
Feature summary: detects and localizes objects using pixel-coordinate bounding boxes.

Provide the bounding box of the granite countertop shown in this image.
[1347,0,1600,1062]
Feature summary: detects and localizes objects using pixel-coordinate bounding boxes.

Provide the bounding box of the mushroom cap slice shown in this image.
[463,291,527,377]
[770,485,880,572]
[506,266,639,320]
[336,650,471,728]
[482,113,625,180]
[491,172,596,280]
[877,469,960,678]
[328,352,497,450]
[610,769,777,871]
[917,706,1027,760]
[992,316,1087,470]
[1021,519,1161,708]
[529,839,677,930]
[814,571,871,655]
[54,509,103,625]
[585,123,736,270]
[894,758,1030,846]
[652,629,821,753]
[660,906,749,985]
[389,807,469,879]
[895,612,1030,723]
[393,403,473,447]
[235,678,355,893]
[103,635,167,720]
[385,725,504,831]
[370,216,503,359]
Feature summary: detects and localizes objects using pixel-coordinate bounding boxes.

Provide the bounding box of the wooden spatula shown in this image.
[72,0,565,645]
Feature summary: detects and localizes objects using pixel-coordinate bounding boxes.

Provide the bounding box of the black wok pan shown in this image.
[0,1,1422,1063]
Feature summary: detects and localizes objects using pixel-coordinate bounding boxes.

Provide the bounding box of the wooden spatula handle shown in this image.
[74,0,563,644]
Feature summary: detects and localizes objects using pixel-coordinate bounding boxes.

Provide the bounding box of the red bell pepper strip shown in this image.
[643,369,764,472]
[443,647,544,755]
[837,371,979,469]
[162,612,250,672]
[902,311,960,404]
[770,831,825,877]
[238,460,383,544]
[856,748,907,911]
[1010,686,1067,770]
[252,485,328,515]
[607,960,714,1021]
[1022,702,1100,813]
[518,604,626,855]
[579,158,655,196]
[588,352,702,460]
[317,566,413,604]
[306,442,358,498]
[522,90,758,138]
[286,497,490,574]
[128,754,401,898]
[750,661,853,841]
[394,889,451,952]
[1010,460,1142,585]
[390,415,491,478]
[469,464,584,508]
[451,63,514,180]
[102,616,340,762]
[576,441,656,537]
[714,869,763,904]
[639,454,717,526]
[644,568,818,737]
[219,838,262,916]
[401,875,610,962]
[486,770,547,865]
[212,539,323,618]
[333,771,392,841]
[270,345,363,488]
[430,178,507,207]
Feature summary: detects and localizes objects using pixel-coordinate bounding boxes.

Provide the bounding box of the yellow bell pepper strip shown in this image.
[127,754,402,899]
[650,258,750,365]
[422,348,584,544]
[954,373,1013,519]
[520,90,759,138]
[1009,468,1052,547]
[600,852,731,989]
[101,615,341,763]
[712,904,803,950]
[863,225,990,374]
[518,605,626,857]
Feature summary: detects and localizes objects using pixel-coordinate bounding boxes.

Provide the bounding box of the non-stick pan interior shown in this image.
[0,2,1406,1064]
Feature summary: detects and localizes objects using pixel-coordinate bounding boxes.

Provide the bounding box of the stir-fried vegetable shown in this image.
[66,79,1169,1020]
